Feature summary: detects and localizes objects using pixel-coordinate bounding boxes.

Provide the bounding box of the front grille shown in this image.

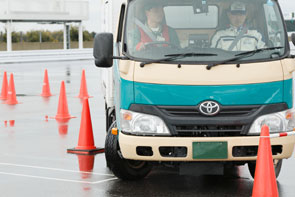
[129,103,288,135]
[175,125,243,132]
[174,125,244,137]
[160,105,258,136]
[159,105,260,117]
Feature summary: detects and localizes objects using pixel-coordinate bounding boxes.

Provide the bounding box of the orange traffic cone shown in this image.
[55,81,74,121]
[252,125,278,197]
[67,98,104,155]
[77,155,95,179]
[0,71,8,100]
[41,69,52,97]
[77,69,91,99]
[5,73,18,105]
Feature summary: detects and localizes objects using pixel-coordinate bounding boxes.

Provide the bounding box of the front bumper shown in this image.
[119,132,295,161]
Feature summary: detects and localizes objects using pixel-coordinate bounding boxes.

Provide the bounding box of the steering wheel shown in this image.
[274,31,282,42]
[267,31,282,47]
[143,41,179,49]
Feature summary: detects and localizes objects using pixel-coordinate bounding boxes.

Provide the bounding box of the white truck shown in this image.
[94,0,295,180]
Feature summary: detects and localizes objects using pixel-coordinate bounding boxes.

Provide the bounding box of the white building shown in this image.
[0,0,89,51]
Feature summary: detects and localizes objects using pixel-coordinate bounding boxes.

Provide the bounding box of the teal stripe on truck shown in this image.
[121,78,292,109]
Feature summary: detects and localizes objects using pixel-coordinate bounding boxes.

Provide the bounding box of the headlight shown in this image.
[248,109,295,135]
[120,109,171,136]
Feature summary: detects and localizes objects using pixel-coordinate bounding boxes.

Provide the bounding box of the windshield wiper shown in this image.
[165,52,217,57]
[140,52,217,67]
[206,47,283,70]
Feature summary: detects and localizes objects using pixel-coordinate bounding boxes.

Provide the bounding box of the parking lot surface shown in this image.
[0,60,294,197]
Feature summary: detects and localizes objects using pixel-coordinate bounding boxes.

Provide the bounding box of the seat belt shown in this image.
[228,27,248,51]
[135,18,157,41]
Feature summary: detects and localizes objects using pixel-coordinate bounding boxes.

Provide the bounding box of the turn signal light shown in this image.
[286,112,292,120]
[112,128,118,135]
[123,113,132,121]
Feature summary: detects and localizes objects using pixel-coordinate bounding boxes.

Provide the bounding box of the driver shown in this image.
[211,1,265,51]
[133,1,180,51]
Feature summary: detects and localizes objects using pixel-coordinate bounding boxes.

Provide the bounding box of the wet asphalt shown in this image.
[0,60,294,197]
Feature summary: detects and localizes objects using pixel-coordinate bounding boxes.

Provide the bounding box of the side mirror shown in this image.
[291,33,295,46]
[93,33,113,68]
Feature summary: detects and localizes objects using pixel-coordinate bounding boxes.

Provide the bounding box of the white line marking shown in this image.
[0,171,93,184]
[0,153,72,161]
[92,177,118,184]
[0,171,118,185]
[0,162,114,176]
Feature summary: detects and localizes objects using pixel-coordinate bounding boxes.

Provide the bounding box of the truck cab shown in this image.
[94,0,295,180]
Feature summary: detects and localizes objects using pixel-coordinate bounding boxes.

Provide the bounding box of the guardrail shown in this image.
[0,48,94,64]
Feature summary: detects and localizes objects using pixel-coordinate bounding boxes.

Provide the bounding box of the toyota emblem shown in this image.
[199,101,220,116]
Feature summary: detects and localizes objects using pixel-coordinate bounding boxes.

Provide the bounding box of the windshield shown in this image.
[124,0,287,63]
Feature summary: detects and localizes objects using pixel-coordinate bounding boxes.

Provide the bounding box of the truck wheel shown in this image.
[248,159,282,179]
[105,122,152,180]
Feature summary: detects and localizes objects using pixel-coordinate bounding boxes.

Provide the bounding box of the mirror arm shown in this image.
[112,56,129,60]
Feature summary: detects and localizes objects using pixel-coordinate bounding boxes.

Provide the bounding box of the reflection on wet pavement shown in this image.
[57,119,70,136]
[77,155,95,179]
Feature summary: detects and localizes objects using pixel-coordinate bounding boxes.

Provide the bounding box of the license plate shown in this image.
[193,142,228,159]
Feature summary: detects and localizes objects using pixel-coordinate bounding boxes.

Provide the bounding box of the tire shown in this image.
[105,122,152,180]
[248,159,283,179]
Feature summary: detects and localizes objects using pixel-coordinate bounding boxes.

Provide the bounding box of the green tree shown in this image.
[26,31,40,42]
[83,31,92,41]
[70,26,94,41]
[70,26,78,41]
[0,29,95,43]
[12,32,21,43]
[91,32,96,39]
[52,30,63,42]
[41,31,54,42]
[2,32,7,43]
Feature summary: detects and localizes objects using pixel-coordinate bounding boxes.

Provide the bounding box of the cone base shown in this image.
[41,93,52,97]
[54,115,76,121]
[0,96,7,100]
[67,147,105,155]
[5,101,19,105]
[77,95,93,99]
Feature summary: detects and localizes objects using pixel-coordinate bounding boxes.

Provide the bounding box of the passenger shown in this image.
[211,1,265,51]
[132,1,180,51]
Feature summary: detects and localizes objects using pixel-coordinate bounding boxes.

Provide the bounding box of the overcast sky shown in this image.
[0,0,294,33]
[279,0,295,14]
